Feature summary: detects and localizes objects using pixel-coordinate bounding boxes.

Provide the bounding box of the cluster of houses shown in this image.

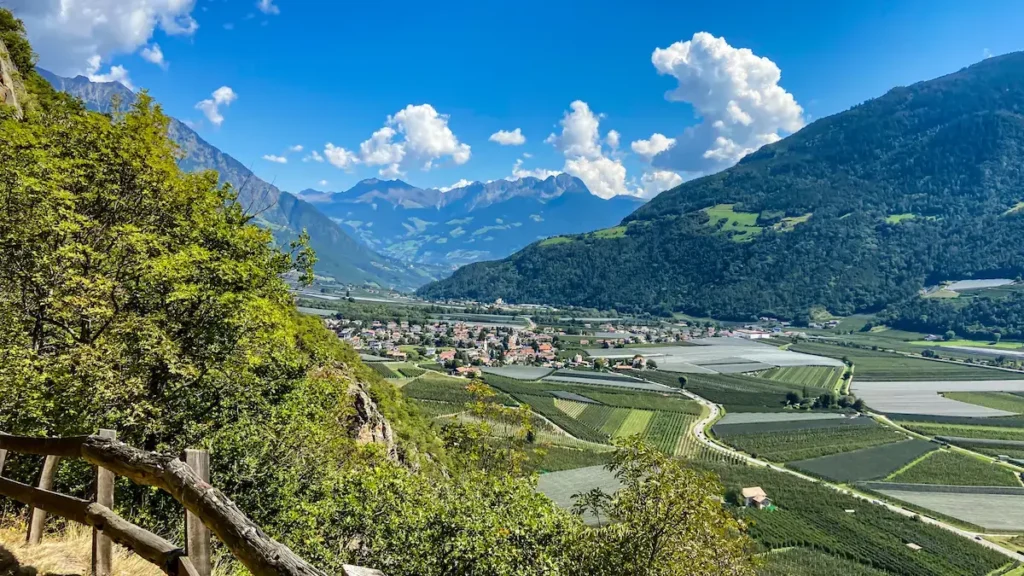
[324,317,575,370]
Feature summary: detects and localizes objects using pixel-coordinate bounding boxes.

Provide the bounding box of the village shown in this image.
[323,313,813,378]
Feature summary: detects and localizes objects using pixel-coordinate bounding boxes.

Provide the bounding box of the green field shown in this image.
[789,439,937,483]
[757,366,841,389]
[885,212,919,224]
[758,548,891,576]
[713,416,873,437]
[703,463,1008,576]
[901,422,1024,442]
[369,362,401,378]
[409,399,463,418]
[403,374,516,406]
[887,449,1022,487]
[522,445,613,474]
[910,338,1024,350]
[721,423,905,462]
[683,372,802,412]
[482,372,699,413]
[703,204,763,241]
[943,391,1024,414]
[789,341,1024,381]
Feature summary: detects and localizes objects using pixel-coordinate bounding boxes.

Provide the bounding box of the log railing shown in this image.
[0,431,382,576]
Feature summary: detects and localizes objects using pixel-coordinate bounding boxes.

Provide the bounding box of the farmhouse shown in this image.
[741,486,771,509]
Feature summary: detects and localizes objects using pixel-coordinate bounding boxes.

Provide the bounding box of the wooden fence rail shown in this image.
[0,431,382,576]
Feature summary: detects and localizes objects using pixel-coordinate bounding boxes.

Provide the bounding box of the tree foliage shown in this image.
[0,17,757,573]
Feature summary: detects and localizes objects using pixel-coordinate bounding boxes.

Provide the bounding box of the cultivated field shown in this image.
[585,338,844,376]
[943,391,1024,414]
[791,341,1024,381]
[702,463,1008,575]
[720,422,905,462]
[541,374,671,392]
[756,365,841,389]
[887,449,1021,486]
[713,416,874,437]
[715,412,846,425]
[759,548,890,576]
[873,488,1024,531]
[902,421,1024,442]
[682,372,806,412]
[481,365,554,380]
[853,380,1024,417]
[789,439,937,482]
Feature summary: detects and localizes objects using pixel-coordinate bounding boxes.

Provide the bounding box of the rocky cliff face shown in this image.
[0,39,23,118]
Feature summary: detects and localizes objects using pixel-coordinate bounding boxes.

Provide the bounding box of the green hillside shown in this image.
[419,53,1024,320]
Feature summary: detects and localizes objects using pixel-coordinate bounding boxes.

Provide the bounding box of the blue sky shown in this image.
[9,0,1023,197]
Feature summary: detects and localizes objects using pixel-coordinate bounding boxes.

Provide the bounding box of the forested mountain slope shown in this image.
[420,53,1024,320]
[304,175,643,266]
[38,70,441,290]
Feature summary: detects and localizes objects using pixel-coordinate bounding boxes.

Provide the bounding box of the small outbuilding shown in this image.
[741,487,771,509]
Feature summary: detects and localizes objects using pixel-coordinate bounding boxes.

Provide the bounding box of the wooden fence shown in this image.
[0,431,382,576]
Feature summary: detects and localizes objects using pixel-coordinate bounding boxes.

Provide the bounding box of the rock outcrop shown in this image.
[0,38,23,118]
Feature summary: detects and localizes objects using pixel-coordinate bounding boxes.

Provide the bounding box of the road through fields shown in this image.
[672,384,1024,564]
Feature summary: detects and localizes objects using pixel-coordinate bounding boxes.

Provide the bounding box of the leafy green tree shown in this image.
[569,437,756,576]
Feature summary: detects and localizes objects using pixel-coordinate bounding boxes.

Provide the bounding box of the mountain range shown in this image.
[37,70,442,290]
[300,176,644,266]
[419,52,1024,320]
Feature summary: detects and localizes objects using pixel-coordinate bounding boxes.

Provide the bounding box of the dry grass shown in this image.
[0,519,163,576]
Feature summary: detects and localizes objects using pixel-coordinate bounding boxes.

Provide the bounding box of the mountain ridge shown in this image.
[38,69,441,290]
[304,175,645,266]
[418,52,1024,319]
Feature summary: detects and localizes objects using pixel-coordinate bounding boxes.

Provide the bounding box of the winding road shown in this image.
[676,387,1024,564]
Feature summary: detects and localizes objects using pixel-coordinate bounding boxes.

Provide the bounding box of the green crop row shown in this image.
[789,440,937,483]
[887,449,1022,487]
[722,423,904,462]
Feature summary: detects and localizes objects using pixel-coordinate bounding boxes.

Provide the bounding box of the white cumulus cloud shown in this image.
[85,56,135,90]
[6,0,198,77]
[489,128,526,146]
[318,179,329,187]
[324,143,359,171]
[303,150,324,163]
[510,158,561,181]
[256,0,280,15]
[649,32,804,174]
[336,104,469,177]
[545,100,639,199]
[439,179,475,192]
[194,86,237,127]
[140,43,167,68]
[262,154,287,164]
[288,144,304,152]
[605,130,620,150]
[640,170,684,198]
[547,100,603,160]
[631,133,676,161]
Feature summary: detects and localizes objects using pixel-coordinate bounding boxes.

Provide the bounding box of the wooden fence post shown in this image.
[0,449,7,476]
[27,454,61,544]
[184,449,212,576]
[92,429,116,576]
